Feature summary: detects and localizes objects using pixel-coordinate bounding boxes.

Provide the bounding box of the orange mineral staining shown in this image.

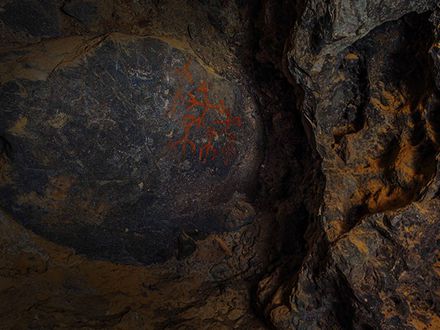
[168,61,242,165]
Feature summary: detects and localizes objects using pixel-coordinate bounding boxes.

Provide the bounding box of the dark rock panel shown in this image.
[62,0,98,25]
[0,34,261,265]
[0,0,60,38]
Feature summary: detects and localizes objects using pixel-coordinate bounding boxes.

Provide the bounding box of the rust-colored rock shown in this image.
[259,1,440,329]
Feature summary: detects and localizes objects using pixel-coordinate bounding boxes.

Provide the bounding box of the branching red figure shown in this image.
[168,61,242,165]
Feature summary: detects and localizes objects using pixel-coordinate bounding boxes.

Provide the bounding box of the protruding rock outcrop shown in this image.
[259,1,440,329]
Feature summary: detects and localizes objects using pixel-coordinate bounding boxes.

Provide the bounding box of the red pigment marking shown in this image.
[168,61,242,165]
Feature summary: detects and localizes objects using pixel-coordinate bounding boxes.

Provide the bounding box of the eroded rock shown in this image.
[260,1,440,329]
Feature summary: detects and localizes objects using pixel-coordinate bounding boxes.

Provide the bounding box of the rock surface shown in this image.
[258,1,440,329]
[0,0,439,329]
[0,34,259,265]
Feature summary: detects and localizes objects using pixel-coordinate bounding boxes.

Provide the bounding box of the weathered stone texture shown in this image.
[259,1,440,329]
[0,1,272,328]
[0,34,260,265]
[1,0,439,329]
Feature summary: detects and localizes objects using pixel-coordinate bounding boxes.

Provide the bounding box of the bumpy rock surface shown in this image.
[0,0,439,329]
[258,1,440,329]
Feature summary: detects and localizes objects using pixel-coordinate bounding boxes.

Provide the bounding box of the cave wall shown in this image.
[0,1,277,328]
[258,1,440,329]
[0,0,439,329]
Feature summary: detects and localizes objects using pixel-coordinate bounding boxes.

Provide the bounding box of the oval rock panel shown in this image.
[0,34,261,264]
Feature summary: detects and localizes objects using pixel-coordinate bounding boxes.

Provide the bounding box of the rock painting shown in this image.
[0,36,259,265]
[168,62,242,165]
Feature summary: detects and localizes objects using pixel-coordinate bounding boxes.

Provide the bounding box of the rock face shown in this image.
[0,34,259,265]
[0,0,439,329]
[258,1,440,329]
[0,0,61,39]
[0,1,273,328]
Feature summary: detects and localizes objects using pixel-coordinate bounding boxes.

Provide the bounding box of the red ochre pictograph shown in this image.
[168,61,242,165]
